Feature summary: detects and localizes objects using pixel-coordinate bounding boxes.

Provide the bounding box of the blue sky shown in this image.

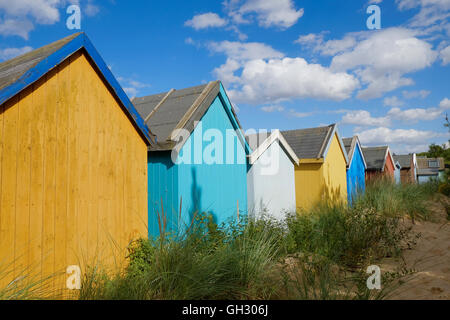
[0,0,449,154]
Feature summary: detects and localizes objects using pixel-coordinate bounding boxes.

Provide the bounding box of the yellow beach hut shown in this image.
[0,33,154,294]
[281,124,348,211]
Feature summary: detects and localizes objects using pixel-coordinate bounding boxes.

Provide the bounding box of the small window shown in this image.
[428,160,439,168]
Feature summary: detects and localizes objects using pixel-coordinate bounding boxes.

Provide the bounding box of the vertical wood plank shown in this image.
[0,96,19,288]
[28,78,46,288]
[54,59,71,293]
[14,87,32,279]
[42,69,58,289]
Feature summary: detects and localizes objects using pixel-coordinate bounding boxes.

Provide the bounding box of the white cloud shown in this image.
[0,0,99,39]
[224,0,304,29]
[117,77,150,99]
[383,96,404,107]
[341,110,390,126]
[0,19,34,39]
[440,97,450,109]
[396,0,450,28]
[185,12,227,30]
[0,0,61,25]
[225,57,360,104]
[330,28,438,99]
[402,89,431,98]
[341,97,450,128]
[208,40,284,61]
[288,109,314,118]
[440,45,450,64]
[357,126,444,150]
[261,105,284,112]
[0,46,33,60]
[387,106,444,122]
[208,40,359,104]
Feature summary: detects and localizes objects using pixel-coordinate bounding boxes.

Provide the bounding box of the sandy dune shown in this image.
[383,197,450,300]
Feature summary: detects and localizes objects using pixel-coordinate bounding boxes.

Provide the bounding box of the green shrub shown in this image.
[286,202,413,268]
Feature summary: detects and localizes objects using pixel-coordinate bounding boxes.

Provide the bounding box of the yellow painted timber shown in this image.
[294,133,347,211]
[0,51,148,295]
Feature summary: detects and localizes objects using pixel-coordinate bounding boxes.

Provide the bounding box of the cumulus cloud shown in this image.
[341,110,390,126]
[387,106,444,122]
[225,57,360,104]
[0,46,33,60]
[396,0,450,29]
[261,105,284,112]
[0,0,99,39]
[441,45,450,64]
[208,40,284,61]
[117,77,150,99]
[383,96,404,107]
[224,0,304,29]
[288,109,314,118]
[208,40,359,104]
[402,89,431,99]
[341,97,450,128]
[357,126,444,148]
[0,19,34,39]
[330,28,438,99]
[440,97,450,109]
[185,12,227,30]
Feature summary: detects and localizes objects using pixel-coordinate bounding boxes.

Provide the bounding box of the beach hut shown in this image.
[133,81,249,237]
[282,124,349,211]
[246,130,299,220]
[342,136,367,204]
[394,160,402,184]
[416,157,446,183]
[0,33,153,292]
[393,154,417,184]
[362,146,395,182]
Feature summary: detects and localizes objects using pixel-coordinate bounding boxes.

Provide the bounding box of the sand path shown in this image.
[383,197,450,300]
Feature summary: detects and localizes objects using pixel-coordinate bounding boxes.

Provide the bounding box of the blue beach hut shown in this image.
[133,81,249,237]
[342,136,367,204]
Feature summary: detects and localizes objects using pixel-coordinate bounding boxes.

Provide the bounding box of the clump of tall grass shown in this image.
[0,261,55,300]
[79,213,283,300]
[285,202,413,269]
[354,178,438,221]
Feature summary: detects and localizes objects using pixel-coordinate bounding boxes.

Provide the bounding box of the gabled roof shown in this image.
[133,81,249,152]
[0,32,155,146]
[393,154,413,169]
[362,146,394,171]
[342,136,367,169]
[246,130,299,165]
[417,157,445,171]
[281,124,348,164]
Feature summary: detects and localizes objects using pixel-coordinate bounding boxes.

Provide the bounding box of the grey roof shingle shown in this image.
[281,124,335,159]
[133,84,208,143]
[0,33,81,92]
[342,137,352,155]
[133,81,243,151]
[362,146,388,170]
[245,131,273,151]
[393,154,412,169]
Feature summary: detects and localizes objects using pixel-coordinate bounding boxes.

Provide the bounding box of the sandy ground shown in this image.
[382,196,450,300]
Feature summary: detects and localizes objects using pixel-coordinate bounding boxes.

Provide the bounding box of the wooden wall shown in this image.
[322,134,348,206]
[294,133,348,211]
[0,51,148,296]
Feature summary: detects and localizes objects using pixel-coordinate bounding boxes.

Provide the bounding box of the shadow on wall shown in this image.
[321,183,344,207]
[188,167,217,230]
